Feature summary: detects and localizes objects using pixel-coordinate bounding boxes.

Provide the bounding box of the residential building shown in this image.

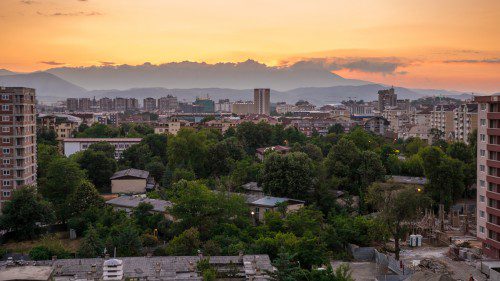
[256,145,291,161]
[63,137,142,159]
[106,195,172,217]
[288,118,339,136]
[430,104,456,140]
[249,196,304,222]
[37,114,81,141]
[179,102,203,113]
[399,125,431,142]
[294,100,316,111]
[0,87,37,210]
[474,95,500,259]
[453,103,478,144]
[275,102,295,114]
[154,117,188,135]
[215,99,231,112]
[347,103,376,117]
[126,98,139,110]
[377,87,397,112]
[364,116,390,135]
[114,97,127,111]
[110,168,156,194]
[66,98,79,111]
[253,88,270,115]
[241,182,264,197]
[203,118,240,133]
[143,97,157,111]
[232,101,254,115]
[78,98,91,111]
[158,95,178,112]
[98,97,113,111]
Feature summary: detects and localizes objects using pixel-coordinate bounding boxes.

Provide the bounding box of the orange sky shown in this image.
[0,0,499,93]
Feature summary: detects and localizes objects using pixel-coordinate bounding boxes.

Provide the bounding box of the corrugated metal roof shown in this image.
[110,168,149,180]
[106,195,172,212]
[251,196,304,207]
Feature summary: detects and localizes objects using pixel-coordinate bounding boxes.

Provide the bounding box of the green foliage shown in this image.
[262,152,316,200]
[78,226,104,258]
[67,180,105,218]
[164,227,201,255]
[167,128,214,177]
[0,186,55,240]
[76,150,117,193]
[76,123,120,138]
[120,143,154,170]
[37,143,62,181]
[37,129,58,146]
[88,141,116,158]
[29,236,71,260]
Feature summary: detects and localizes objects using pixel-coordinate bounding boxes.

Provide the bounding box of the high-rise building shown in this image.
[67,98,79,111]
[99,97,114,111]
[377,87,397,112]
[78,98,91,111]
[253,88,270,115]
[193,97,215,113]
[127,98,139,110]
[158,95,178,112]
[475,95,500,259]
[143,98,157,111]
[231,101,254,115]
[0,87,37,210]
[114,98,127,111]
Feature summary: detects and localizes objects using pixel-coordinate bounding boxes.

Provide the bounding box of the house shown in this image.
[106,195,173,219]
[63,138,142,159]
[241,182,264,197]
[248,196,305,222]
[364,116,390,135]
[255,145,291,161]
[110,169,156,194]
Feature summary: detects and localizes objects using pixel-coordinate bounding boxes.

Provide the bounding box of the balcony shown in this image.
[488,160,500,169]
[487,190,500,201]
[487,222,500,234]
[488,128,500,136]
[486,238,500,250]
[488,144,500,152]
[488,113,500,120]
[488,175,500,185]
[487,206,500,218]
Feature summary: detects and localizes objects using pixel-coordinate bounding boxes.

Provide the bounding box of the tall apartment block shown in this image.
[475,95,500,259]
[143,98,157,111]
[0,87,37,210]
[158,95,178,111]
[377,87,397,112]
[253,88,270,115]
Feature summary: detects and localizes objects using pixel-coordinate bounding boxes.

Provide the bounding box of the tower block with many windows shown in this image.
[0,87,37,210]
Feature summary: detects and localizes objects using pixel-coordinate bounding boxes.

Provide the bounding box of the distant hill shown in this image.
[0,69,17,76]
[0,72,87,97]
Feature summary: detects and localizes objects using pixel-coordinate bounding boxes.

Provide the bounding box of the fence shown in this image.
[347,244,414,277]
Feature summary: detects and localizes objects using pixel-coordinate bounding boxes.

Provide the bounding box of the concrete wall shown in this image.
[111,179,147,194]
[64,142,81,157]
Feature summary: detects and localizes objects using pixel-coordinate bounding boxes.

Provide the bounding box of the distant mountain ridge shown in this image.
[0,64,475,105]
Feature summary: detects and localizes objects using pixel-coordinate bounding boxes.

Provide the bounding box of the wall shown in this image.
[63,142,81,157]
[111,179,146,194]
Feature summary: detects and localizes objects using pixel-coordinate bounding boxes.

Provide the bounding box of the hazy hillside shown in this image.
[45,60,368,91]
[0,72,87,97]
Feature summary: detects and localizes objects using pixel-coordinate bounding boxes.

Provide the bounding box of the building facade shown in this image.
[253,88,270,115]
[377,87,397,112]
[453,103,478,144]
[63,138,142,159]
[475,95,500,259]
[0,87,37,210]
[143,98,157,111]
[158,95,178,112]
[231,101,254,115]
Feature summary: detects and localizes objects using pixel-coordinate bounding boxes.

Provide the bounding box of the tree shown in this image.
[108,222,142,257]
[67,180,105,218]
[447,142,473,163]
[120,143,154,170]
[261,152,316,200]
[328,124,345,135]
[141,134,169,163]
[87,141,116,158]
[164,227,201,255]
[0,186,55,240]
[167,128,211,177]
[37,143,61,180]
[76,123,120,138]
[357,151,386,189]
[145,161,166,183]
[324,138,361,192]
[404,138,427,156]
[76,150,117,193]
[37,129,58,146]
[366,183,431,260]
[78,226,104,258]
[236,122,274,154]
[40,157,86,221]
[206,137,245,177]
[267,252,308,281]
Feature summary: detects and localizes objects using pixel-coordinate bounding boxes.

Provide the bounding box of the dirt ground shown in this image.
[399,246,487,281]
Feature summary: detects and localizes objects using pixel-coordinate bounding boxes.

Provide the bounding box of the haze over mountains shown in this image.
[0,60,476,105]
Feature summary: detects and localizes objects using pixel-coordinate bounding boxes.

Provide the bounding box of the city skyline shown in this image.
[0,0,499,93]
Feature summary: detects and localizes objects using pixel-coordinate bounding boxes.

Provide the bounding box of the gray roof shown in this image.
[242,182,263,192]
[110,168,149,180]
[6,255,272,280]
[106,196,173,213]
[388,175,427,185]
[250,196,305,207]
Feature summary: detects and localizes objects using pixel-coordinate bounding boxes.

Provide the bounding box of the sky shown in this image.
[0,0,499,93]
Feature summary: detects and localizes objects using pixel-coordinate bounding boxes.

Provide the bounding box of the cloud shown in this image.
[40,61,65,66]
[37,11,102,17]
[443,58,500,64]
[100,61,116,66]
[20,0,38,4]
[285,57,410,75]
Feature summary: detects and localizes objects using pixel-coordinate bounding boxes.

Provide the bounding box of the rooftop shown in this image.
[63,138,143,142]
[388,175,428,185]
[256,145,291,154]
[110,168,150,180]
[242,182,263,192]
[250,196,305,207]
[106,195,173,213]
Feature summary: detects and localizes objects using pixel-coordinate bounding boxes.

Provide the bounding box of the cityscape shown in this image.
[0,0,500,281]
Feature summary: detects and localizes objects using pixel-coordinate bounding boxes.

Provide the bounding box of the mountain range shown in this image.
[0,61,478,105]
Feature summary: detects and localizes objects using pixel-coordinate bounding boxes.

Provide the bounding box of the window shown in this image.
[1,116,9,121]
[480,149,486,157]
[1,94,9,100]
[2,170,10,176]
[2,137,9,143]
[480,226,485,233]
[2,148,10,154]
[2,191,10,197]
[480,210,485,218]
[481,104,487,111]
[481,134,486,142]
[481,119,486,126]
[2,180,10,187]
[3,159,10,164]
[480,165,485,172]
[480,180,486,187]
[480,195,485,202]
[2,105,9,111]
